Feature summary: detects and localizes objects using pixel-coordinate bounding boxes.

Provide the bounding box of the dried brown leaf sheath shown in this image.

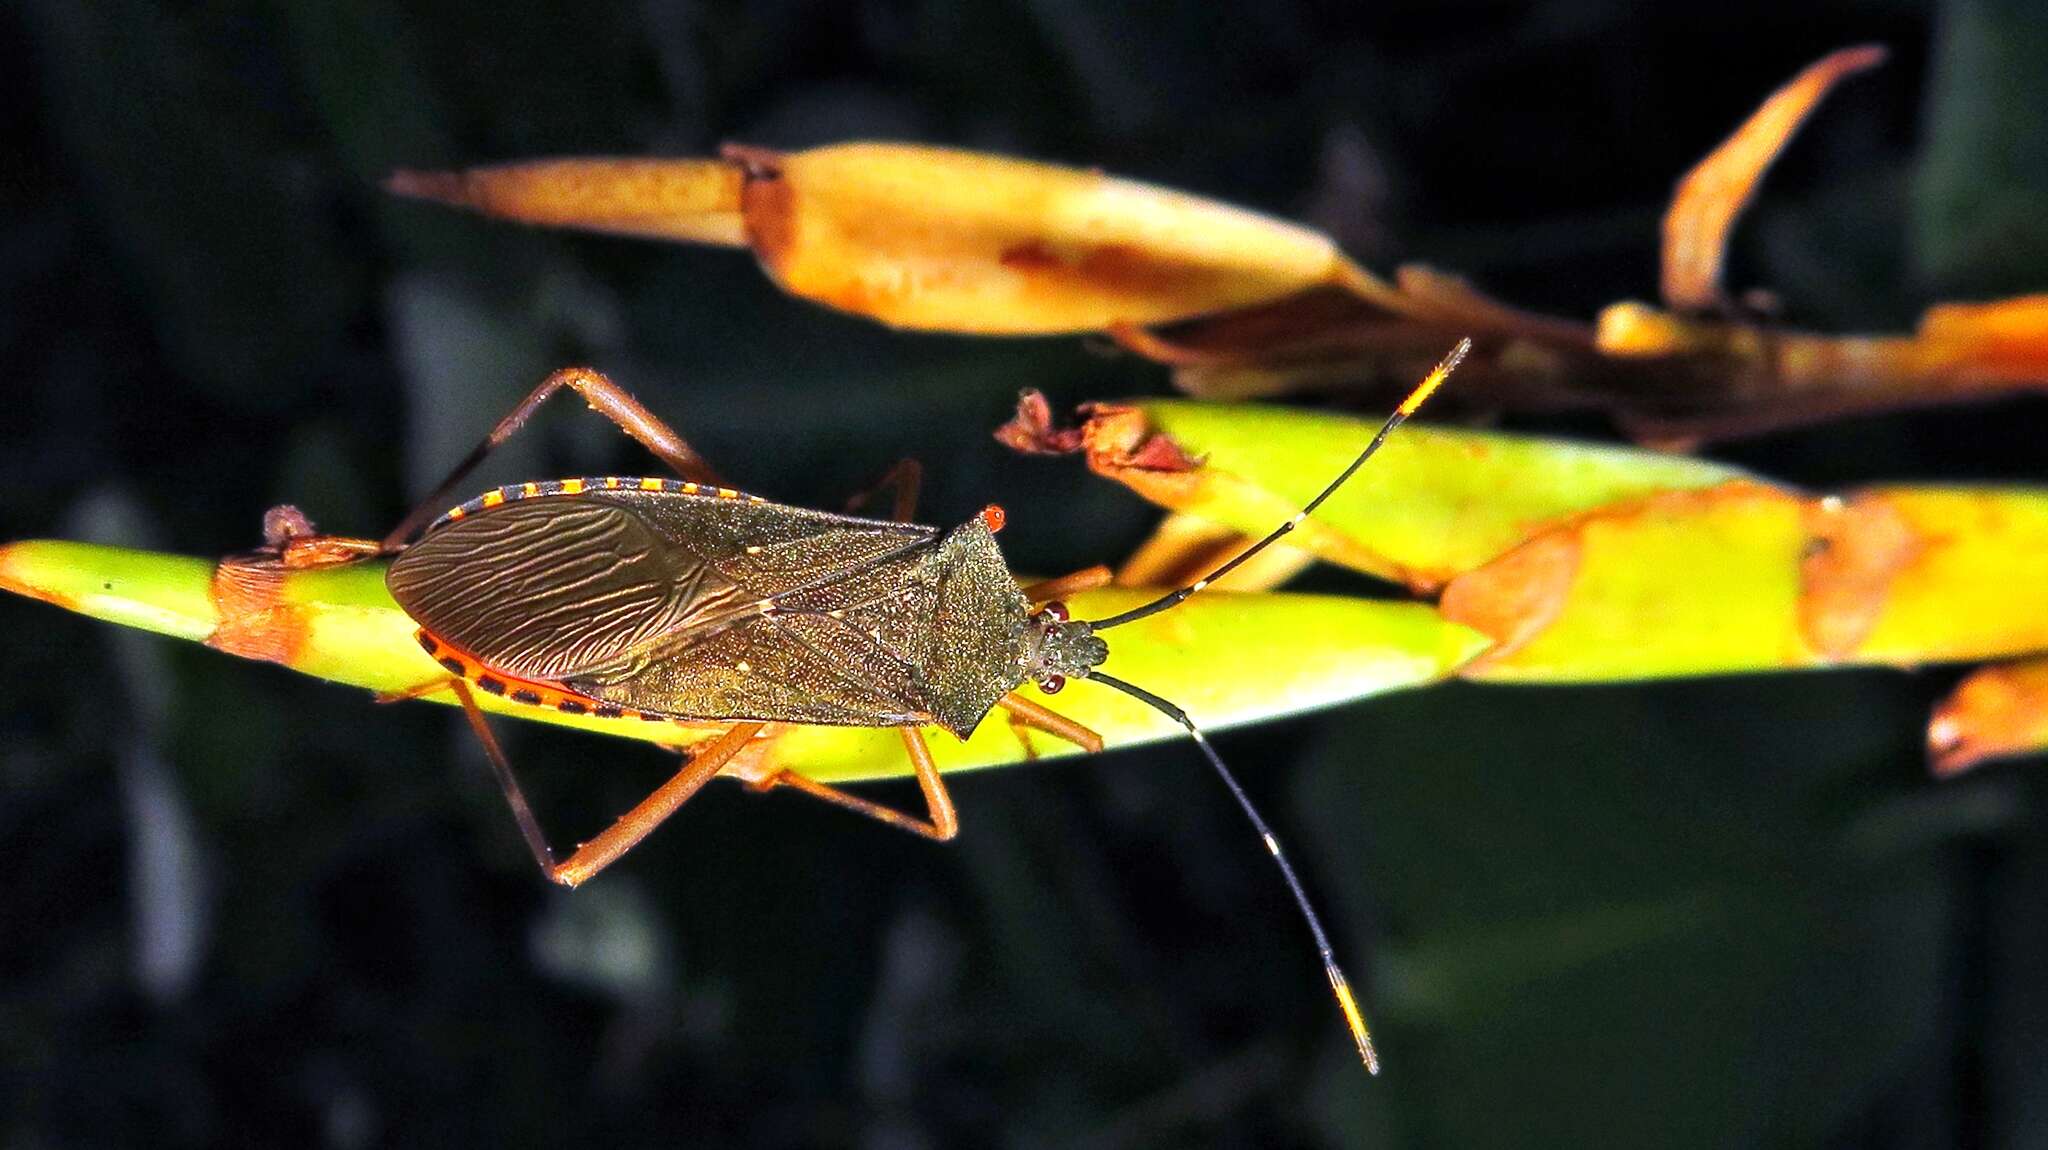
[1122,47,2048,444]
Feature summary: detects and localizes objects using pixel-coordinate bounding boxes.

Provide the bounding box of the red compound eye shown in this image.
[980,504,1007,533]
[1039,674,1066,694]
[1041,600,1069,622]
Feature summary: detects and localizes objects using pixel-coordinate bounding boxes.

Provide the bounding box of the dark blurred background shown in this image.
[4,1,2047,1146]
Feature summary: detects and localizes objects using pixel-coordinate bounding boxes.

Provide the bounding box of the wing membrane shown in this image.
[387,488,941,689]
[388,499,729,680]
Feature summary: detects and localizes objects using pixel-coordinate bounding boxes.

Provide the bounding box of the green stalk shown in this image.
[0,540,1490,782]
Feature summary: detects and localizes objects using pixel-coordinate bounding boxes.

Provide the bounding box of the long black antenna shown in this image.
[1086,337,1470,633]
[1078,340,1470,1072]
[1090,671,1380,1073]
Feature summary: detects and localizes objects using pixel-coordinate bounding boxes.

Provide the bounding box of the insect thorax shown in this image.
[910,518,1039,737]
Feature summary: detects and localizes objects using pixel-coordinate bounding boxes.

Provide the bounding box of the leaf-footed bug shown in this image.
[271,339,1467,1072]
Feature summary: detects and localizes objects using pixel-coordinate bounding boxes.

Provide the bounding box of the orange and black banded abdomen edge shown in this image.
[415,630,669,722]
[429,476,764,533]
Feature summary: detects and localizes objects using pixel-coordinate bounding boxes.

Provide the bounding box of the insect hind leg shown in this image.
[440,675,764,886]
[242,504,388,569]
[749,728,959,842]
[547,722,766,887]
[383,366,730,550]
[443,678,558,876]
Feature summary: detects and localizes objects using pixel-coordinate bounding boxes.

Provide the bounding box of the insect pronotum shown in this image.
[272,338,1467,1074]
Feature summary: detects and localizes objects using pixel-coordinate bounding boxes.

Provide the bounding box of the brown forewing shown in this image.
[571,518,1031,737]
[389,498,721,681]
[387,488,938,687]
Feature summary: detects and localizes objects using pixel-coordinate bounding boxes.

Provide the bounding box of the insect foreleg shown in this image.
[383,366,730,550]
[996,692,1104,754]
[1017,566,1113,604]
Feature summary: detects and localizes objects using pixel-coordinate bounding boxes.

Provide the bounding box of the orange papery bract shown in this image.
[385,48,2048,445]
[391,141,1415,335]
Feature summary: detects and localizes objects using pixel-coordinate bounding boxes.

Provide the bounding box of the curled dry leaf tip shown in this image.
[1929,659,2048,777]
[992,391,1082,456]
[1662,44,1889,312]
